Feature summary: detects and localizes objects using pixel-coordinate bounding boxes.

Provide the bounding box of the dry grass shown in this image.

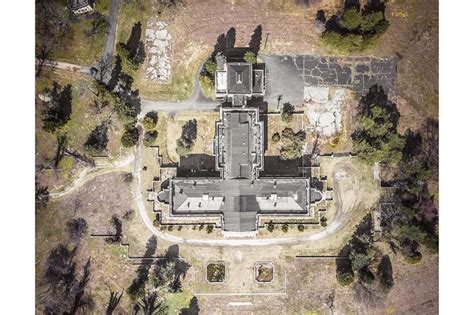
[36,71,125,190]
[265,113,305,156]
[163,112,219,163]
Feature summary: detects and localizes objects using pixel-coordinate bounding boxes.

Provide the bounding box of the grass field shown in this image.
[53,0,110,65]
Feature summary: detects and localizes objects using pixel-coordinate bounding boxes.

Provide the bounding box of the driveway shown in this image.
[103,0,120,59]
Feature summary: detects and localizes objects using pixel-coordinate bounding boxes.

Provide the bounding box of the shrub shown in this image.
[281,102,295,123]
[281,223,289,233]
[121,125,139,147]
[297,224,305,232]
[336,271,354,286]
[153,219,160,227]
[144,130,158,146]
[320,215,328,227]
[199,74,214,98]
[267,221,275,232]
[206,225,214,234]
[204,59,217,74]
[280,128,306,160]
[404,251,422,264]
[272,133,280,142]
[244,51,257,64]
[142,111,158,130]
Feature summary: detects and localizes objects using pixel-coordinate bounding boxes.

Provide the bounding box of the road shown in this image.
[103,0,121,60]
[138,61,220,116]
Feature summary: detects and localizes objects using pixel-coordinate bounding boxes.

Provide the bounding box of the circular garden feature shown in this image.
[206,262,226,283]
[255,262,274,283]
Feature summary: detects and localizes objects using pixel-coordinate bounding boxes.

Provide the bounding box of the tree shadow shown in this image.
[179,296,200,315]
[249,25,262,55]
[127,236,158,300]
[212,27,237,58]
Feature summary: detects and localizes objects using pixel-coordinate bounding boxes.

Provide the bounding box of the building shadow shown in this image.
[177,154,220,178]
[260,154,312,177]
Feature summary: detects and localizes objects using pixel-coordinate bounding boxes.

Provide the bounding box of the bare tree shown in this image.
[325,290,335,314]
[66,218,88,244]
[86,13,109,37]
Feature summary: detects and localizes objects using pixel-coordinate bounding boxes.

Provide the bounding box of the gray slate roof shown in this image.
[227,63,252,95]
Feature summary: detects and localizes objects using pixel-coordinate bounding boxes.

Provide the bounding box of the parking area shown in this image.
[294,55,397,95]
[261,54,397,110]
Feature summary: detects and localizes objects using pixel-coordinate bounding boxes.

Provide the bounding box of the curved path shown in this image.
[138,62,220,117]
[133,126,353,247]
[50,153,134,199]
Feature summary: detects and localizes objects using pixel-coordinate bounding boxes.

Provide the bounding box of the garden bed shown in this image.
[255,262,274,283]
[206,262,226,283]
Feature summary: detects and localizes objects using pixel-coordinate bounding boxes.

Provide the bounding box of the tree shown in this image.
[281,102,295,123]
[86,13,108,37]
[85,121,109,155]
[297,224,305,232]
[176,119,198,156]
[341,8,362,30]
[121,126,140,148]
[66,218,88,244]
[143,111,158,130]
[281,223,289,233]
[106,289,123,315]
[36,180,49,208]
[244,51,257,64]
[321,2,389,53]
[41,82,73,132]
[144,130,158,147]
[35,0,69,77]
[352,85,405,165]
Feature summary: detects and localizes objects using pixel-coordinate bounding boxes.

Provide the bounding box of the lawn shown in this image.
[53,0,110,65]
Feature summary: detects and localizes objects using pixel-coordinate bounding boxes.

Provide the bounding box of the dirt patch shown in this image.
[374,0,438,118]
[164,112,219,163]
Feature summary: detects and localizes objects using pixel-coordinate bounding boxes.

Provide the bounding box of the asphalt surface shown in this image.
[103,0,120,60]
[260,54,305,110]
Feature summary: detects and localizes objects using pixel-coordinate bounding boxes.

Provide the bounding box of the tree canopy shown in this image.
[352,85,405,165]
[41,82,73,132]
